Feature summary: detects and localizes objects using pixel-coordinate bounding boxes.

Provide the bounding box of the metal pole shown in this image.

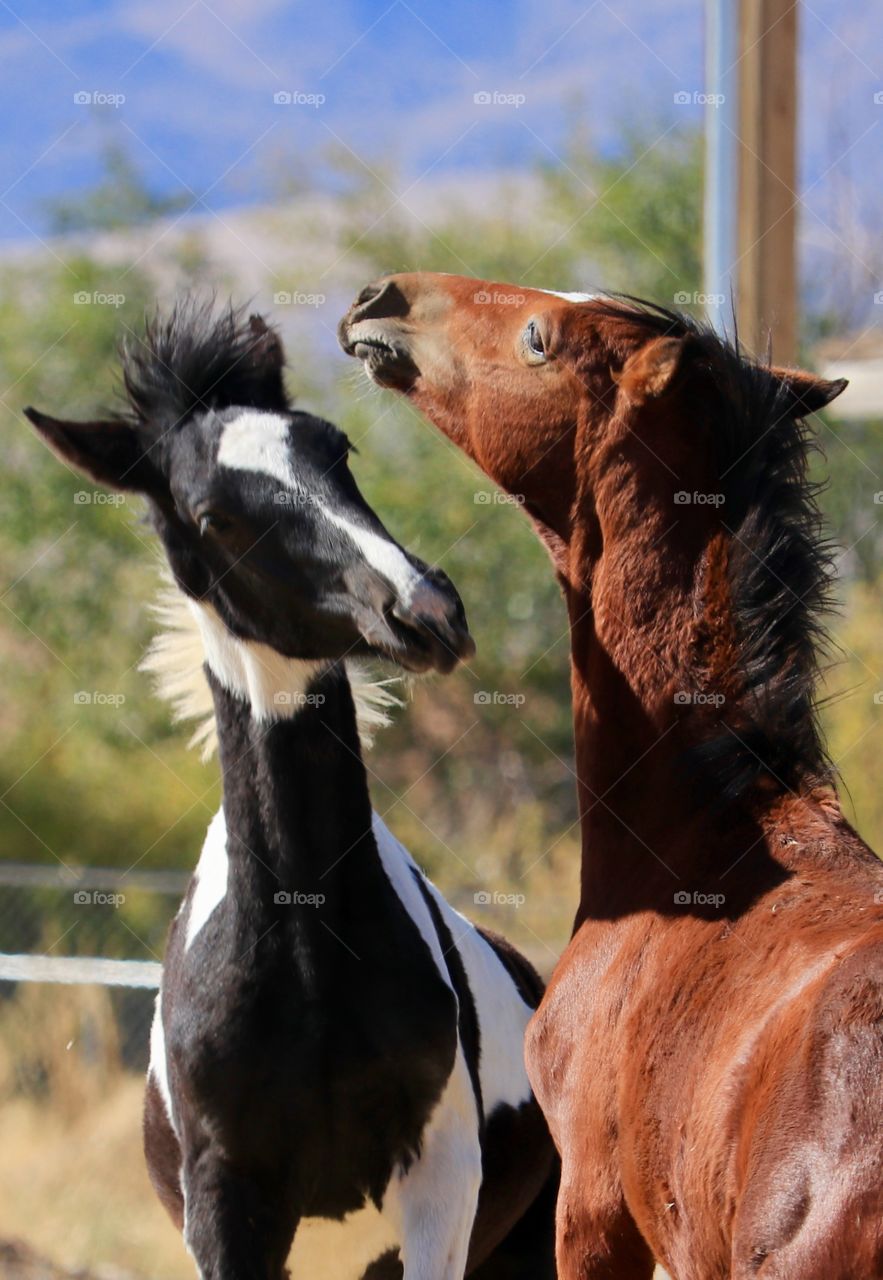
[703,0,739,337]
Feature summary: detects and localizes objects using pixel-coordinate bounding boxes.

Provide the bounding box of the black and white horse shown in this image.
[25,305,556,1280]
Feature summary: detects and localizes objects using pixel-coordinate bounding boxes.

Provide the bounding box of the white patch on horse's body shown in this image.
[148,990,175,1128]
[185,808,229,951]
[141,582,402,758]
[188,598,326,722]
[217,410,418,607]
[371,812,534,1113]
[383,1045,482,1278]
[422,881,534,1113]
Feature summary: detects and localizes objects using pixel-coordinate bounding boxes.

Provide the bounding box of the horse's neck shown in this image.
[564,496,738,918]
[210,665,375,906]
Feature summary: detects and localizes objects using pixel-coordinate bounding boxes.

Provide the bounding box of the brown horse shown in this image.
[339,275,883,1279]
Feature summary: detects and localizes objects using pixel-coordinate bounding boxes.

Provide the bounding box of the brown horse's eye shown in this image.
[522,319,548,365]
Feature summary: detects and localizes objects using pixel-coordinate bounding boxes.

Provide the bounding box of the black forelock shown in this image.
[121,298,290,430]
[596,296,836,802]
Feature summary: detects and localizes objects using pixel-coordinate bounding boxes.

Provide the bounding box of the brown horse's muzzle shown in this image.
[338,278,420,389]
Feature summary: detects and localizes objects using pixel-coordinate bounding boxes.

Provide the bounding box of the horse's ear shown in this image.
[247,314,288,410]
[23,407,162,493]
[769,368,848,417]
[614,336,686,403]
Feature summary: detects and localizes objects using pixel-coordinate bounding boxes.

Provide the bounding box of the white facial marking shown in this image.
[539,289,599,302]
[188,599,326,722]
[217,411,299,489]
[218,409,422,616]
[185,808,229,950]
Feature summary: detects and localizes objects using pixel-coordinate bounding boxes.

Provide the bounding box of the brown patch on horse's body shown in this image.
[339,275,883,1278]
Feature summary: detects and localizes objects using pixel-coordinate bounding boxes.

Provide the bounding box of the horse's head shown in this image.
[339,273,847,567]
[25,303,474,676]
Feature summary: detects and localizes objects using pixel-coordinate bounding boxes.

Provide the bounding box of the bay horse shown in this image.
[340,274,883,1279]
[23,303,557,1280]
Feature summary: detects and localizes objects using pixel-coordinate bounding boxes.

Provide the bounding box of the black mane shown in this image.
[121,299,290,428]
[600,297,837,802]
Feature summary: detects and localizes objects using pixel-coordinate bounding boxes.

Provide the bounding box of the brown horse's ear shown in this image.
[614,336,685,403]
[769,368,848,417]
[23,407,161,493]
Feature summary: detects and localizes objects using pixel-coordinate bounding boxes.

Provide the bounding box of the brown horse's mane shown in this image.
[597,297,836,803]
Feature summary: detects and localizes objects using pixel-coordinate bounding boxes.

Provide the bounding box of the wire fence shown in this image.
[0,863,187,1093]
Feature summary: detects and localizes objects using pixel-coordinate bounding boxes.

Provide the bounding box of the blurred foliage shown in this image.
[44,143,191,235]
[0,130,879,973]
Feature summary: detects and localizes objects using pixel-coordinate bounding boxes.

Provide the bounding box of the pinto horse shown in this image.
[24,303,557,1280]
[340,275,883,1279]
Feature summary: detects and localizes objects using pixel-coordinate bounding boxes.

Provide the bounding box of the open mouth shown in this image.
[342,329,419,389]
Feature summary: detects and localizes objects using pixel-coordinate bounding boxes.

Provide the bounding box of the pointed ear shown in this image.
[769,368,848,417]
[23,407,162,493]
[614,336,686,403]
[246,314,288,410]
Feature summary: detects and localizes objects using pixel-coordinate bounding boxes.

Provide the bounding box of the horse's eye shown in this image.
[522,319,548,365]
[198,511,232,536]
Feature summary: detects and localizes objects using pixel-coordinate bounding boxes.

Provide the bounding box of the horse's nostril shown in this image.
[349,279,409,323]
[356,283,384,307]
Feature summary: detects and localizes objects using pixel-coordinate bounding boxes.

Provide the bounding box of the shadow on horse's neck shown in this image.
[561,487,781,928]
[209,664,375,904]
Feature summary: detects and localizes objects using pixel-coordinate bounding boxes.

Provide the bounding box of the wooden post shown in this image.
[736,0,799,363]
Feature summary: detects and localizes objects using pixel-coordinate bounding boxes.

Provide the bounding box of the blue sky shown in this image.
[0,0,880,248]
